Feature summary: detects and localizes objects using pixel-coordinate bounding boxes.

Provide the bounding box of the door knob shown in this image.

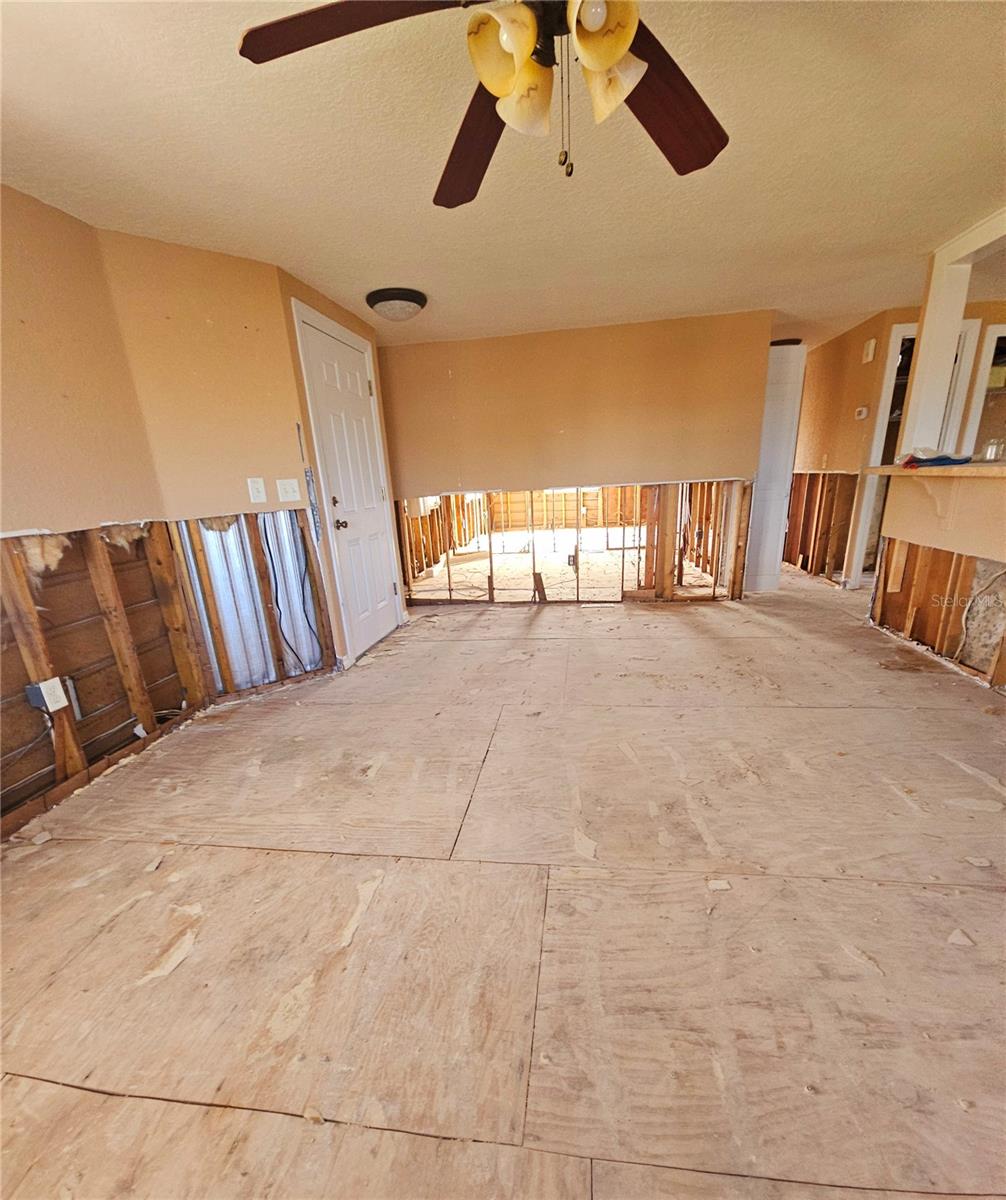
[335,519,349,530]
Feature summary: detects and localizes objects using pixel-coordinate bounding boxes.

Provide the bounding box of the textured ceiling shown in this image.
[2,1,1004,347]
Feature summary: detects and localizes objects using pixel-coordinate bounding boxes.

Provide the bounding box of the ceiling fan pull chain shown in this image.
[557,36,568,168]
[564,34,574,177]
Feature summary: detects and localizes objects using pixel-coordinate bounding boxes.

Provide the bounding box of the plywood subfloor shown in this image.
[5,569,1005,1197]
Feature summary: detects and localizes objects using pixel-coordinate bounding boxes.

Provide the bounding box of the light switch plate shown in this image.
[862,338,877,364]
[277,477,301,502]
[247,477,267,504]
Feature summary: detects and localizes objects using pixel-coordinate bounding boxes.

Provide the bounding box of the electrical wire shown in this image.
[290,510,322,664]
[4,713,54,767]
[259,513,309,676]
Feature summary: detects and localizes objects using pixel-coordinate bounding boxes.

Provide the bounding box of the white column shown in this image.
[745,343,807,592]
[897,260,972,454]
[899,207,1006,455]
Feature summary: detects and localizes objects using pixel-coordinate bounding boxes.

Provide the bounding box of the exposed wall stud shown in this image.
[81,528,158,735]
[1,537,87,781]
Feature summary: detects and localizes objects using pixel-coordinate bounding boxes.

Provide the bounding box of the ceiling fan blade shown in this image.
[625,21,728,175]
[240,1,461,64]
[434,84,505,208]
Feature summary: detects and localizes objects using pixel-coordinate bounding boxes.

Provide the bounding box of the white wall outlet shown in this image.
[862,338,877,364]
[855,406,869,421]
[247,477,267,504]
[25,676,69,713]
[277,478,301,502]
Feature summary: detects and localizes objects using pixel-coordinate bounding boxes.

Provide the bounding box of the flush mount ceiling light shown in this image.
[239,1,729,209]
[365,288,428,322]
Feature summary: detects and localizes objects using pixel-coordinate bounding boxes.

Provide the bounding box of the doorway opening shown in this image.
[396,480,752,605]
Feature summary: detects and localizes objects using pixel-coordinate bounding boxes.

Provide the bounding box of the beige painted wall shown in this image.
[98,232,306,523]
[795,302,1006,474]
[1,187,389,551]
[1,188,163,532]
[379,310,774,498]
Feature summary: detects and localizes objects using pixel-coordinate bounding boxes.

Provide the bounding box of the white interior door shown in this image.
[299,320,398,657]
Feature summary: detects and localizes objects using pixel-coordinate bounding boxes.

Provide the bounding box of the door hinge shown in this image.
[393,582,398,595]
[368,379,374,396]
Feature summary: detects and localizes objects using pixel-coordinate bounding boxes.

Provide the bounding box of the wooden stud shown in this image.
[886,539,910,593]
[710,484,724,598]
[800,475,823,570]
[440,498,453,600]
[939,554,976,661]
[871,538,889,624]
[81,528,159,735]
[933,554,963,655]
[1,537,88,781]
[575,487,582,602]
[486,492,496,602]
[527,490,536,599]
[700,482,713,575]
[145,523,208,709]
[824,475,856,581]
[242,514,288,683]
[186,519,237,695]
[395,502,414,587]
[643,486,658,589]
[295,509,337,671]
[810,475,838,576]
[166,523,217,694]
[784,474,808,565]
[728,481,754,601]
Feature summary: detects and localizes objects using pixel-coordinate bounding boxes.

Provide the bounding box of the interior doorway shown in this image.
[292,301,404,662]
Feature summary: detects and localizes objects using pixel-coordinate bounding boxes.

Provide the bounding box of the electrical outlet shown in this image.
[855,406,869,421]
[247,477,267,504]
[277,478,301,502]
[25,677,69,713]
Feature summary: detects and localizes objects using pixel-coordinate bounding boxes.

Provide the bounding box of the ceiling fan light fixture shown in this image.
[467,4,537,98]
[582,49,647,124]
[496,58,554,136]
[365,288,428,322]
[567,0,639,72]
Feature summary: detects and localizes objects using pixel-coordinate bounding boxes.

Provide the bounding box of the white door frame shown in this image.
[959,322,1006,456]
[290,299,405,665]
[935,318,981,452]
[843,318,981,589]
[843,322,916,589]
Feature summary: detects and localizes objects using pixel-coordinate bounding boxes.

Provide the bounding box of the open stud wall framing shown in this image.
[1,510,335,834]
[784,471,859,582]
[395,481,752,605]
[871,537,1006,686]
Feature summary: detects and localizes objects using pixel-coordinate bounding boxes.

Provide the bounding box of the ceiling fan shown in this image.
[239,1,728,208]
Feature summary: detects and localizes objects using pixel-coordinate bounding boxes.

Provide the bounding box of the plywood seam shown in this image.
[4,1073,992,1197]
[12,833,1005,894]
[448,705,505,860]
[519,864,551,1146]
